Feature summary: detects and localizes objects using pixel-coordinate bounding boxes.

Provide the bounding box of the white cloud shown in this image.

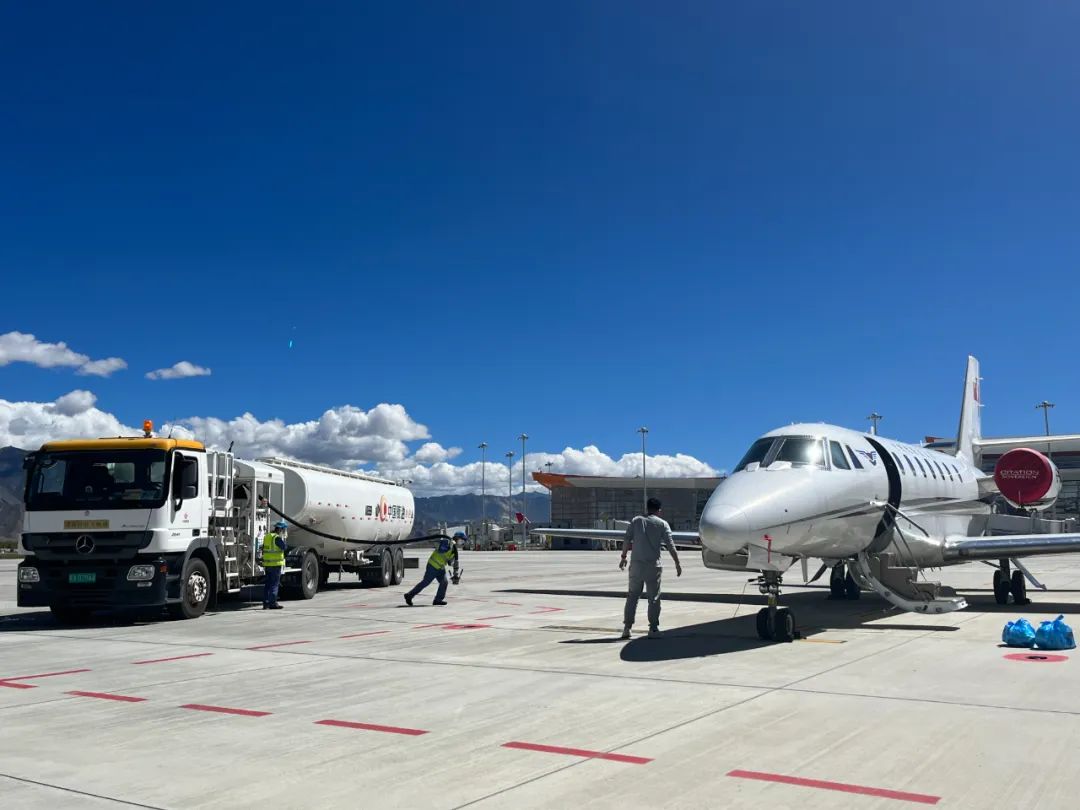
[145,361,212,381]
[0,391,137,449]
[413,442,463,464]
[0,331,127,378]
[164,403,431,468]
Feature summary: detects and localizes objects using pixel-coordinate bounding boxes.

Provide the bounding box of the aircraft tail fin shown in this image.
[956,356,982,464]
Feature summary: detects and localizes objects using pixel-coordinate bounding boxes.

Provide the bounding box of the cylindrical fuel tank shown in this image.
[260,457,415,556]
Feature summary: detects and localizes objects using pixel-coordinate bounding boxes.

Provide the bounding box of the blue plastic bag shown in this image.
[1002,617,1037,647]
[1033,615,1076,651]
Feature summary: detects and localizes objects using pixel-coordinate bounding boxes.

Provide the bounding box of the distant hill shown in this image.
[0,446,549,540]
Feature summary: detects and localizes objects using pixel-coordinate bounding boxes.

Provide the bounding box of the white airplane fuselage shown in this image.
[699,423,989,568]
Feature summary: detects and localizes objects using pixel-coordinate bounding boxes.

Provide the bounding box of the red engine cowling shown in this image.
[993,448,1061,510]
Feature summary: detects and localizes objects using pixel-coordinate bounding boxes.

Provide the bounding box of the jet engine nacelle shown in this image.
[993,448,1061,511]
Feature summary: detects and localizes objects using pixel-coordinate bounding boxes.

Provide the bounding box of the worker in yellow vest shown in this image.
[404,533,462,606]
[261,520,288,610]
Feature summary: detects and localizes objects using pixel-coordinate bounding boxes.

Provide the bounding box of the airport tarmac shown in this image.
[2,550,1079,809]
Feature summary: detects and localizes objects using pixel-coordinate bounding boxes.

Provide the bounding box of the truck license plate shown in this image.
[68,573,96,584]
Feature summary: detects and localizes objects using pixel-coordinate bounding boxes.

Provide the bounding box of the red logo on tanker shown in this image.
[377,496,389,522]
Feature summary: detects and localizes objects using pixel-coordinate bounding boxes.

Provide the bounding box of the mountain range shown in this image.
[0,446,549,541]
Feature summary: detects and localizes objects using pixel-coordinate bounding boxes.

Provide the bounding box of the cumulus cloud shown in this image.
[145,361,212,380]
[164,403,431,468]
[0,331,127,377]
[0,391,137,449]
[413,442,463,464]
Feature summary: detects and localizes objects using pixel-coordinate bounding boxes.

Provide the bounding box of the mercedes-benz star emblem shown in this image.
[75,535,95,555]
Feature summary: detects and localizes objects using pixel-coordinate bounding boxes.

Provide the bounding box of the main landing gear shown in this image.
[993,559,1029,606]
[755,572,799,643]
[828,563,861,601]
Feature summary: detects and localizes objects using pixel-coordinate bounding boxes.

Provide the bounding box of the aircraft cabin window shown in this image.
[938,461,952,481]
[773,437,826,468]
[925,457,937,479]
[734,438,775,472]
[846,445,864,469]
[914,457,927,477]
[829,441,851,470]
[953,465,962,481]
[903,455,917,476]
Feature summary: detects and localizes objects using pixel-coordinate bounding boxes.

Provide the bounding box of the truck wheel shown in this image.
[50,605,90,625]
[391,547,405,585]
[169,558,211,619]
[379,549,393,587]
[299,552,319,600]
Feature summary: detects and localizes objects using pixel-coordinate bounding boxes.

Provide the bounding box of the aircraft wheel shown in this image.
[844,573,861,600]
[755,608,771,640]
[993,569,1010,605]
[1010,570,1029,605]
[772,608,796,643]
[828,565,845,599]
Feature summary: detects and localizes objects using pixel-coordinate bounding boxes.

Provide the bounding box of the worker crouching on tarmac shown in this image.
[620,497,681,639]
[261,520,288,610]
[404,532,462,606]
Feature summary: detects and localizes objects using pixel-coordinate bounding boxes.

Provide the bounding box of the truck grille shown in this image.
[22,532,153,561]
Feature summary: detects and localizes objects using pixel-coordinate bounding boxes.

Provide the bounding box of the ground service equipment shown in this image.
[16,429,417,622]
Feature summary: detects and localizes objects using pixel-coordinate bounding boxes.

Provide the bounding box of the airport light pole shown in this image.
[1036,401,1055,436]
[637,426,649,513]
[518,433,528,546]
[867,412,883,436]
[505,451,514,540]
[478,442,488,539]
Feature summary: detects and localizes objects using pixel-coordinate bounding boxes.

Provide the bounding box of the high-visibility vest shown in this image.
[427,544,456,571]
[262,533,285,568]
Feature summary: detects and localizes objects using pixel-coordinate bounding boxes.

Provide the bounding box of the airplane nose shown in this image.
[699,502,751,554]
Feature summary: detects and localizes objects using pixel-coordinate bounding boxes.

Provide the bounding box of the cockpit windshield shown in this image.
[25,450,168,511]
[734,436,827,472]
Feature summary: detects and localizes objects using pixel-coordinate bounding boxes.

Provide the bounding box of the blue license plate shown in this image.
[68,573,96,584]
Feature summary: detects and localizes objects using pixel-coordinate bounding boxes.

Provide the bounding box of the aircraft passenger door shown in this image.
[865,438,902,553]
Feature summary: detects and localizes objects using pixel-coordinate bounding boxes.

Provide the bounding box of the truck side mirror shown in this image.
[22,453,37,471]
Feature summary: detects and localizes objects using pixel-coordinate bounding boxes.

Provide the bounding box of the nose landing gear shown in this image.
[755,572,800,643]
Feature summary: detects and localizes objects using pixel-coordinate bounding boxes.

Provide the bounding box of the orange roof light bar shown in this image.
[143,420,154,438]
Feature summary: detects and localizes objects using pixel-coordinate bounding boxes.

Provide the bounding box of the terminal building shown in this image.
[532,471,726,549]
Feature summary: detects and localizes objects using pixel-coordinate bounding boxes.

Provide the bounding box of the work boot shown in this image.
[620,626,631,640]
[433,600,448,606]
[269,604,284,610]
[404,593,413,606]
[647,627,660,639]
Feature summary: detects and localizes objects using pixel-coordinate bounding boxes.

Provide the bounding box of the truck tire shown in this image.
[299,552,319,600]
[168,557,211,620]
[379,549,393,587]
[391,547,405,585]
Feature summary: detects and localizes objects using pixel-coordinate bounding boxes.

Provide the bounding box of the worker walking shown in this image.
[404,532,462,606]
[261,520,288,610]
[620,497,681,639]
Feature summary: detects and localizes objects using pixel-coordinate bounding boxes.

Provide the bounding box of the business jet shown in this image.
[532,357,1080,642]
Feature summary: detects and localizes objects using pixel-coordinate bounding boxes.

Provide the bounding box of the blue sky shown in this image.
[2,4,1078,490]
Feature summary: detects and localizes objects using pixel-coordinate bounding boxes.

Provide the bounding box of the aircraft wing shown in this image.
[529,527,701,549]
[945,534,1080,560]
[976,434,1080,452]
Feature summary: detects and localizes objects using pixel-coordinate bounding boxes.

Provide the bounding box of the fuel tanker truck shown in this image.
[15,423,428,622]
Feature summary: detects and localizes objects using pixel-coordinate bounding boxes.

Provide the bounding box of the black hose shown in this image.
[259,498,452,547]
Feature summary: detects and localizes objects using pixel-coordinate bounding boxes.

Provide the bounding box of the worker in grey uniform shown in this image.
[620,497,681,639]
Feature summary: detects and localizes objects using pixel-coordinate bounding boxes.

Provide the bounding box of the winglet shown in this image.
[956,355,982,464]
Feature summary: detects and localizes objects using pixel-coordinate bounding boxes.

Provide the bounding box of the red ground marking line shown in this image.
[502,741,651,765]
[132,653,214,665]
[475,615,512,620]
[530,607,565,614]
[412,623,448,629]
[246,640,313,650]
[315,719,428,736]
[495,601,522,606]
[460,598,489,603]
[1,668,91,683]
[0,681,36,689]
[180,703,271,717]
[442,624,491,630]
[339,631,391,639]
[1004,652,1069,663]
[727,770,940,805]
[67,691,146,703]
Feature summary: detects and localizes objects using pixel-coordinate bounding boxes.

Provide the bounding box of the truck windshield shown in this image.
[25,450,168,511]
